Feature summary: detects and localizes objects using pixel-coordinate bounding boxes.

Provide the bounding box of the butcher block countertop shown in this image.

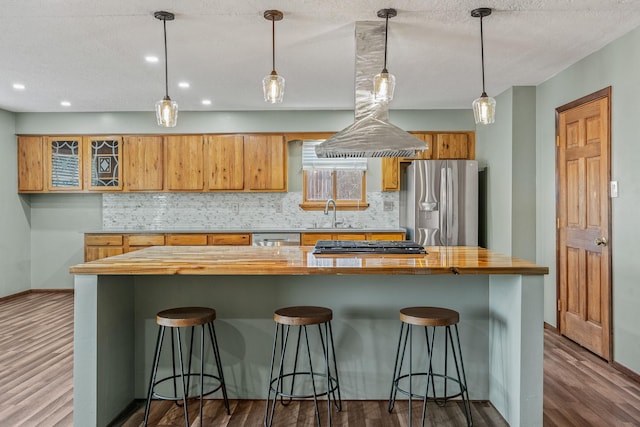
[69,245,548,276]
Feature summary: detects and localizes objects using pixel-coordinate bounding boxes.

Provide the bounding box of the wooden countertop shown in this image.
[69,245,548,276]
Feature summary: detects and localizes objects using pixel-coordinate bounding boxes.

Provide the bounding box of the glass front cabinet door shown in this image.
[46,136,123,191]
[85,136,123,191]
[47,136,84,191]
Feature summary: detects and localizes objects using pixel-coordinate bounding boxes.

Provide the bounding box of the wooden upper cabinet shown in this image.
[244,135,287,191]
[436,133,472,159]
[206,135,244,190]
[85,136,123,191]
[123,136,164,191]
[381,132,474,191]
[413,133,434,160]
[18,136,45,192]
[165,135,205,191]
[46,136,83,191]
[381,157,400,192]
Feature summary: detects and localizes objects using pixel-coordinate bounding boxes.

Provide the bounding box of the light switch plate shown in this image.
[610,181,618,198]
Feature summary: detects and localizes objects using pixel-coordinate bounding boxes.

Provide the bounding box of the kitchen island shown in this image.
[70,245,547,427]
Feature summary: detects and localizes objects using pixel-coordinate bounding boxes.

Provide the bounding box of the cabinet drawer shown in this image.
[335,233,366,240]
[85,234,123,246]
[366,232,405,241]
[301,233,332,246]
[127,234,165,246]
[209,233,251,245]
[166,234,208,246]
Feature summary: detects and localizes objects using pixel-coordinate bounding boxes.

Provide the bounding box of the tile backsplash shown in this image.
[102,192,400,230]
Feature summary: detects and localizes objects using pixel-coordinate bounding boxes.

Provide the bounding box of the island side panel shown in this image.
[133,274,491,400]
[489,274,544,427]
[74,274,135,427]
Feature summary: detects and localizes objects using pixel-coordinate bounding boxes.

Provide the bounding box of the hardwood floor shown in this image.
[0,292,73,426]
[1,292,639,426]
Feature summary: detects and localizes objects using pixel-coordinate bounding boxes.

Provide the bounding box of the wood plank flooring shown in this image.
[0,292,74,426]
[1,292,639,426]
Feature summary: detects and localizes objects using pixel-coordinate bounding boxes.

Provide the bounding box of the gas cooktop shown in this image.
[312,240,427,255]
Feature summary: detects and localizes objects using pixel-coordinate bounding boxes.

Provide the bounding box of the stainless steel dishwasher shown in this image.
[252,232,301,246]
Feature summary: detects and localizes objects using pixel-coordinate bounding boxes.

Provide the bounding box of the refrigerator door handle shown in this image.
[440,167,447,245]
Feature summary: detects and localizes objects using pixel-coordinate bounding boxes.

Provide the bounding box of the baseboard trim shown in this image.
[0,290,31,303]
[31,288,74,294]
[612,361,640,385]
[0,288,74,302]
[543,322,557,332]
[108,399,141,427]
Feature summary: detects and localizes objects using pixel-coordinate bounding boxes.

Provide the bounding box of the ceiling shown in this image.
[1,0,639,113]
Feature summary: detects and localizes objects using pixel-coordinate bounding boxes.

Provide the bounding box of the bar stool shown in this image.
[264,306,342,427]
[143,307,230,427]
[388,307,472,427]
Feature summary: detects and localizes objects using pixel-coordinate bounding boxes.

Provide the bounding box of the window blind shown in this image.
[302,140,367,171]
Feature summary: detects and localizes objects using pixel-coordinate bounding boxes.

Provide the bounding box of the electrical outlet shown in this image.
[383,201,394,211]
[274,201,282,213]
[230,203,239,214]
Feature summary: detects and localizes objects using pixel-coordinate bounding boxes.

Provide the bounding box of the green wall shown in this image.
[0,109,31,296]
[475,86,537,261]
[536,25,640,374]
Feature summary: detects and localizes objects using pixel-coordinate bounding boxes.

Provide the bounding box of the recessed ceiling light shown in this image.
[201,99,212,105]
[60,101,71,107]
[13,83,25,90]
[178,82,190,89]
[145,56,159,63]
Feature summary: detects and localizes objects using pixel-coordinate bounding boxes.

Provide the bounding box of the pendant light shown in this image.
[471,7,496,125]
[263,10,285,104]
[373,8,397,103]
[154,11,178,127]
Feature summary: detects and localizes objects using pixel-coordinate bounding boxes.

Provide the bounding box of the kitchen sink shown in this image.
[305,224,359,230]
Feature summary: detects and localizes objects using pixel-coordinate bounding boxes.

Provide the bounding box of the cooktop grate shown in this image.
[312,240,427,255]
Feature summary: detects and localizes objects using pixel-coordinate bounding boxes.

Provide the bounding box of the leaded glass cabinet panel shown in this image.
[86,136,122,190]
[47,136,83,190]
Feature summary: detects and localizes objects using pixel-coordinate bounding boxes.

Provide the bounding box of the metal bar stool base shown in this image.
[388,307,473,427]
[143,307,230,427]
[264,306,342,427]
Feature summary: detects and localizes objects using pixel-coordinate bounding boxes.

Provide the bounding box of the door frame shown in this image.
[555,86,613,361]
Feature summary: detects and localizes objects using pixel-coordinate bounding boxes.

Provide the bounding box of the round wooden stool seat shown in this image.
[274,306,332,326]
[156,307,216,327]
[399,306,459,327]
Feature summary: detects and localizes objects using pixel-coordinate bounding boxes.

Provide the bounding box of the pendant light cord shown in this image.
[163,19,169,99]
[382,12,389,72]
[480,15,487,96]
[271,17,276,73]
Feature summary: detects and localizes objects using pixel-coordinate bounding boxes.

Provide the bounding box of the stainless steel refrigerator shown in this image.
[400,160,478,246]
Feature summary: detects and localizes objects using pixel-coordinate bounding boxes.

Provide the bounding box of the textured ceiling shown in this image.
[1,0,639,113]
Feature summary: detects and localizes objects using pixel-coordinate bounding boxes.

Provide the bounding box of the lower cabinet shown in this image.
[84,232,251,261]
[84,234,124,262]
[301,232,405,246]
[126,234,165,252]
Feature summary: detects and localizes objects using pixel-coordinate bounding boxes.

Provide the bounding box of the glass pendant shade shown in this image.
[263,72,285,104]
[373,71,396,102]
[154,11,177,127]
[472,93,496,125]
[471,8,495,125]
[156,96,178,127]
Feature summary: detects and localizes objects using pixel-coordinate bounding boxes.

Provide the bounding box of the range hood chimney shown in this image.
[315,21,428,158]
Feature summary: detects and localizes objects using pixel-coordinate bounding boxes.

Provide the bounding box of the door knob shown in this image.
[595,237,608,247]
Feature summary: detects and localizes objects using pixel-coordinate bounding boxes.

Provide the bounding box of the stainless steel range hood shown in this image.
[315,21,428,158]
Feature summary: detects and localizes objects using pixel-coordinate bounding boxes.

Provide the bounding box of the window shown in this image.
[300,140,368,210]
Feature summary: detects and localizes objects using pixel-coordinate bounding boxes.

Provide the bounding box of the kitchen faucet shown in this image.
[324,199,341,228]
